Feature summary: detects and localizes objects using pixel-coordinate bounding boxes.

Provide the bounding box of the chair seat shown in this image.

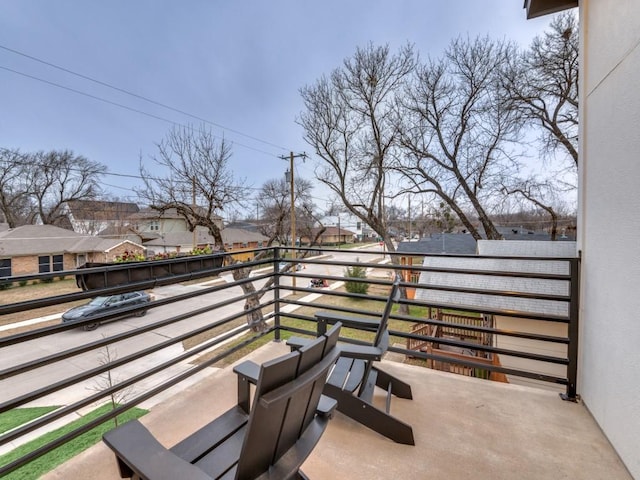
[327,357,366,392]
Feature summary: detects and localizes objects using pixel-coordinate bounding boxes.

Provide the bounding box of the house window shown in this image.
[52,255,64,271]
[0,259,11,277]
[38,255,64,273]
[38,256,50,273]
[357,222,361,230]
[149,221,159,231]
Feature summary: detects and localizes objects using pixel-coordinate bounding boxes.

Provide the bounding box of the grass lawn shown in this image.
[0,404,147,480]
[193,289,427,367]
[0,407,60,435]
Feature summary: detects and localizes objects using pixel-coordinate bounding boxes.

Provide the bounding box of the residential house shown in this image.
[300,226,356,246]
[128,208,224,240]
[319,214,375,241]
[221,227,269,261]
[61,200,140,235]
[0,224,145,277]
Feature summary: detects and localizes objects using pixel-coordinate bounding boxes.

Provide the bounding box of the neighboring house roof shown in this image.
[486,226,575,241]
[143,228,268,249]
[221,228,269,245]
[65,200,140,221]
[130,207,223,222]
[0,225,143,256]
[398,233,478,255]
[414,245,577,318]
[306,226,355,237]
[143,230,217,248]
[225,221,260,232]
[477,240,577,257]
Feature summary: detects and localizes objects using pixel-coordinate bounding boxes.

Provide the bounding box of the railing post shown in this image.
[561,256,580,402]
[273,247,281,342]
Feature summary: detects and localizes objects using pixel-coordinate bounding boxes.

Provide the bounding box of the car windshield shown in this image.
[88,296,110,307]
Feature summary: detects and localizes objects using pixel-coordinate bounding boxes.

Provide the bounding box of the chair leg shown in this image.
[324,383,415,445]
[374,366,413,399]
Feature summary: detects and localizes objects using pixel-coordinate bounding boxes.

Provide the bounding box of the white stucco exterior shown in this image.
[577,1,640,477]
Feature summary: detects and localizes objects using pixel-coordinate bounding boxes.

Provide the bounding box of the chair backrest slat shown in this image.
[372,277,401,348]
[235,326,340,479]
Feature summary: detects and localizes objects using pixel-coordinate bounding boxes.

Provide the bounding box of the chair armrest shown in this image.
[316,394,338,418]
[315,311,379,331]
[233,360,260,384]
[103,420,212,480]
[338,344,384,361]
[286,336,312,351]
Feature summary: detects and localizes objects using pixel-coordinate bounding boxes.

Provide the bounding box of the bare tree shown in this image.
[398,36,521,240]
[28,150,106,226]
[0,148,104,227]
[87,340,134,428]
[501,11,579,168]
[257,177,315,245]
[139,125,291,332]
[138,126,245,247]
[0,148,33,227]
[501,177,567,240]
[299,43,416,312]
[299,43,415,251]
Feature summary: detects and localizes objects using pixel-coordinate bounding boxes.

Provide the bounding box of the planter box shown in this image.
[76,254,225,291]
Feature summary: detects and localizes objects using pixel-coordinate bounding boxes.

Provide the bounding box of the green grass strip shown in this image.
[0,407,60,435]
[0,404,147,480]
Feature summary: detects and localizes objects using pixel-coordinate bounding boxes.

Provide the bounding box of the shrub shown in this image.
[344,262,369,295]
[19,280,28,287]
[190,245,213,256]
[114,250,146,263]
[0,283,11,291]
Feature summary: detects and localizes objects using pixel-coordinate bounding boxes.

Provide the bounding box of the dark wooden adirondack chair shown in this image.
[103,324,342,480]
[288,278,415,445]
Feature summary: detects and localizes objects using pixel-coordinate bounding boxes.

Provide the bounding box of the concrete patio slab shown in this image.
[43,341,632,480]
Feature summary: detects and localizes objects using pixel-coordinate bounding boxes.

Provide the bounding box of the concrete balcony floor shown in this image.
[44,342,631,480]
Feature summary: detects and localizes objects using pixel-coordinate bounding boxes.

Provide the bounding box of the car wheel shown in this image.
[136,309,147,317]
[83,322,99,331]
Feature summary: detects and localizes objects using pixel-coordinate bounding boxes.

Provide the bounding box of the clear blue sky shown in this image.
[0,1,554,215]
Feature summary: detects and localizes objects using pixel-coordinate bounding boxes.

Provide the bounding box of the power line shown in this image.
[0,44,289,152]
[0,65,279,158]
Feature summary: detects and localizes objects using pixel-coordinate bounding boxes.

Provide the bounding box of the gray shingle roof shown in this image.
[398,233,477,255]
[414,252,576,318]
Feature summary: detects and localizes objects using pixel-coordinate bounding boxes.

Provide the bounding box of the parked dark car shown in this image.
[278,262,302,271]
[61,291,152,331]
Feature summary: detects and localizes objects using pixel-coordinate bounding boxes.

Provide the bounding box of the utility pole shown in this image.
[408,195,412,240]
[192,178,197,251]
[281,151,306,288]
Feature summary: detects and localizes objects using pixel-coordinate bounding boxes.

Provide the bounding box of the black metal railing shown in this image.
[0,245,579,476]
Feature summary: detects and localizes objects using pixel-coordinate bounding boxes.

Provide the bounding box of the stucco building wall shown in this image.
[578,1,640,476]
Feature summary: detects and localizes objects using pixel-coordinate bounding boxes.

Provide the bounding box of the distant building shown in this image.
[319,214,375,241]
[62,200,140,235]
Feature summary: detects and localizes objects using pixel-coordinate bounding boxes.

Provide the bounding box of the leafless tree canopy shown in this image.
[299,43,416,252]
[138,125,246,247]
[501,11,579,167]
[397,36,522,240]
[257,177,315,245]
[0,148,105,227]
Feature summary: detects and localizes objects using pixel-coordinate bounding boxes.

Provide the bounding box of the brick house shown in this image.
[0,225,145,277]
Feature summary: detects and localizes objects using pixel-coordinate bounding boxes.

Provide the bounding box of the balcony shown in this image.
[0,246,632,479]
